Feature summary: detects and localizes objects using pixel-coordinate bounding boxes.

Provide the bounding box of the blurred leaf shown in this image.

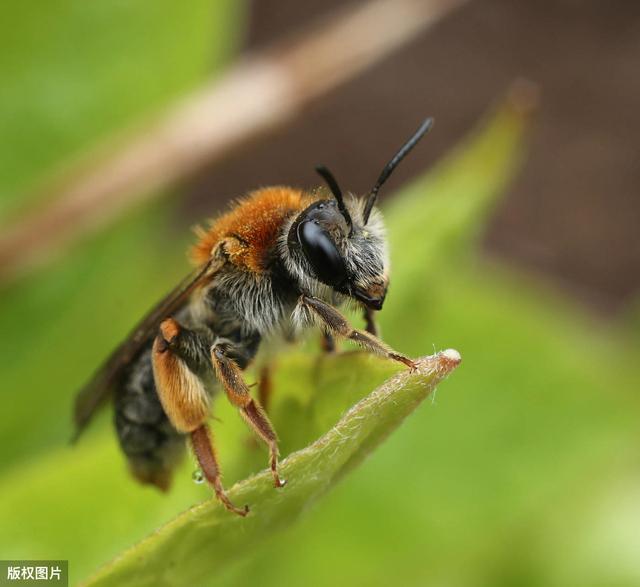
[385,100,529,281]
[0,0,244,220]
[83,352,460,587]
[0,201,191,469]
[0,0,244,469]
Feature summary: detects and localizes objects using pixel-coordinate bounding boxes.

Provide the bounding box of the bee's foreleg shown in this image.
[300,295,415,369]
[320,332,336,353]
[152,318,247,516]
[363,306,379,337]
[211,343,286,488]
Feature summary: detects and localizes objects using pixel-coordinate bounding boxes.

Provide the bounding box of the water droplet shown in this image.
[192,469,204,484]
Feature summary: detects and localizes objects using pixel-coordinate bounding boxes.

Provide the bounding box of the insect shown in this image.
[73,118,434,516]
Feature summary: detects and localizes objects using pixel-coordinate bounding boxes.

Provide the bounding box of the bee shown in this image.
[73,118,434,516]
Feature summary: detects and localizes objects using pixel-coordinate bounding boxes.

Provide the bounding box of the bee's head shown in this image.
[286,118,433,310]
[287,195,388,309]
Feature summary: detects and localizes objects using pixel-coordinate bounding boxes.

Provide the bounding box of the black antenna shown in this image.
[315,165,353,232]
[363,117,434,224]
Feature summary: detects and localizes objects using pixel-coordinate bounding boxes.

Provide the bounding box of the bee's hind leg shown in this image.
[153,318,248,516]
[211,343,286,488]
[190,424,249,517]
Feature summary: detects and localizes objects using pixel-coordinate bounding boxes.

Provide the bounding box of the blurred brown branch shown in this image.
[0,0,464,284]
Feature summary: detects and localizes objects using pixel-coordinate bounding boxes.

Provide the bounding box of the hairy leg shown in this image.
[190,424,248,516]
[211,342,286,488]
[300,295,415,369]
[152,318,246,515]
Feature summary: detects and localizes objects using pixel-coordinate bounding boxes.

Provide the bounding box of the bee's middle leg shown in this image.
[257,364,273,412]
[211,342,286,488]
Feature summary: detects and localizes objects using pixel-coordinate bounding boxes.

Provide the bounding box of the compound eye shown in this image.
[297,221,348,287]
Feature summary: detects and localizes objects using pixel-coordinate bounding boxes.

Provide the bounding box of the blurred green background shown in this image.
[1,1,639,586]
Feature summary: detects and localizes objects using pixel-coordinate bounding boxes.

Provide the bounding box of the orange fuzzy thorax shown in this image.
[190,187,316,272]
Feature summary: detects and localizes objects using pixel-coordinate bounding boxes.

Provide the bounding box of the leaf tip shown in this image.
[412,348,462,379]
[438,348,462,369]
[506,78,540,118]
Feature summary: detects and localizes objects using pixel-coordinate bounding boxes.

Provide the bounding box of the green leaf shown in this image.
[0,0,243,467]
[0,0,244,220]
[83,351,461,587]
